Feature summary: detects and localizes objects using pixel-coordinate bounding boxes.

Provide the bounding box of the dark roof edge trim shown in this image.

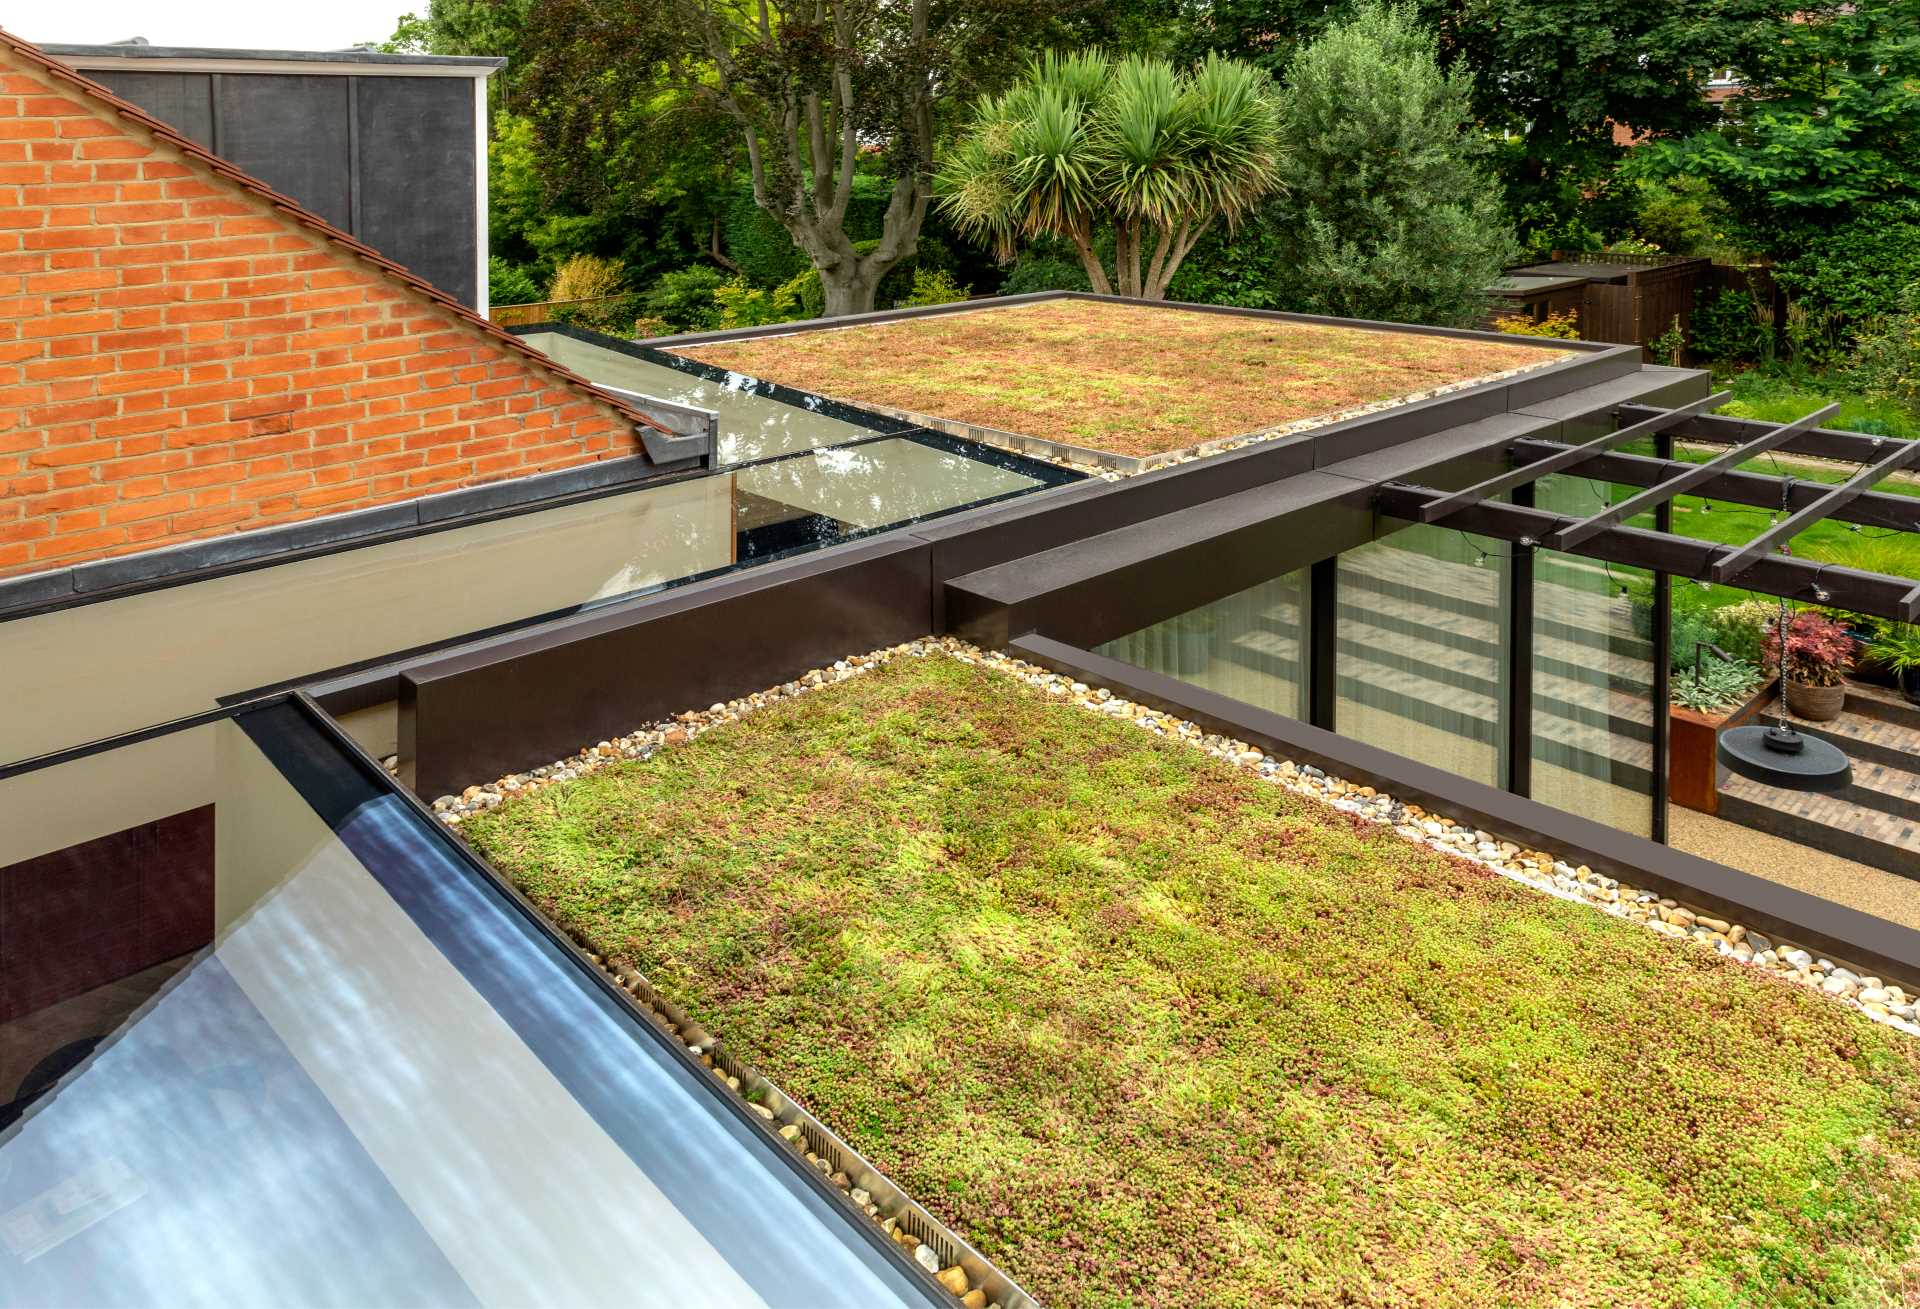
[0,453,701,624]
[40,43,505,73]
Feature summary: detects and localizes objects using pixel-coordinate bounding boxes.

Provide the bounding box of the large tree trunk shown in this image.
[819,265,881,316]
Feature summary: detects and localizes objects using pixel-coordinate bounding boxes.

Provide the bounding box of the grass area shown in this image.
[673,300,1563,458]
[465,654,1920,1309]
[1716,372,1920,442]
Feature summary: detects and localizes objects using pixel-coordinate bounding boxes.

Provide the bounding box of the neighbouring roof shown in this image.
[39,42,505,73]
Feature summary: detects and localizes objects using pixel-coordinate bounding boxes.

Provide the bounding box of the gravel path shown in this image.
[1670,807,1920,931]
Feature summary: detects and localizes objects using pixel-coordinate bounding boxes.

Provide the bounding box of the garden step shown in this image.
[1717,781,1920,883]
[1764,700,1920,776]
[1845,681,1920,733]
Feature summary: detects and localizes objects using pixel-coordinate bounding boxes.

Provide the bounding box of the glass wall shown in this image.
[1335,522,1509,788]
[1094,568,1310,720]
[1531,474,1658,836]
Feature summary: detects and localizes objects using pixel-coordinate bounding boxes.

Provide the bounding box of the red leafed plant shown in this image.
[1763,611,1856,687]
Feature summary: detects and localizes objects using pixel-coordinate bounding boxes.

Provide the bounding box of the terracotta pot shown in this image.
[1784,679,1845,722]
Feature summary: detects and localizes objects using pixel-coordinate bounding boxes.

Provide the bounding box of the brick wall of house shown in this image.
[0,38,646,580]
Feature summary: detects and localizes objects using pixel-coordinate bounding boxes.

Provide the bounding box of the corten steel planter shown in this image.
[1785,679,1847,723]
[1669,680,1775,816]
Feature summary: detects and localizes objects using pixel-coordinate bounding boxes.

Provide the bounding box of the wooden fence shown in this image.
[488,295,633,328]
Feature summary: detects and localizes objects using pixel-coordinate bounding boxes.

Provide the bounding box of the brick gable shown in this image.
[0,33,652,579]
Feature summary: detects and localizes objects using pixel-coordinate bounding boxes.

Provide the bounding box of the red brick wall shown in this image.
[0,47,643,580]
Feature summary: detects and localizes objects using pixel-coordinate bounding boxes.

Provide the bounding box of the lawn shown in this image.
[672,300,1563,458]
[464,654,1920,1309]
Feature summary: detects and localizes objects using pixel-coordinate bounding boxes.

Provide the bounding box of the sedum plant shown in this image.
[937,50,1284,301]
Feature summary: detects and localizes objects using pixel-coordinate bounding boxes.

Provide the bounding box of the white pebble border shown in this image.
[435,637,1920,1048]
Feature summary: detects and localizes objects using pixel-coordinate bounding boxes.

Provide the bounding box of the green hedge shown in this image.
[1775,200,1920,327]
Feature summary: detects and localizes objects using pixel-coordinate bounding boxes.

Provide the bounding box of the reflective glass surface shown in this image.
[1531,475,1657,836]
[0,707,932,1307]
[1093,569,1310,720]
[521,330,894,465]
[1335,524,1509,789]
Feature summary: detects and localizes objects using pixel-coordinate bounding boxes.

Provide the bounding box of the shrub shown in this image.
[1764,611,1855,687]
[999,253,1093,297]
[1709,599,1777,667]
[1604,235,1664,256]
[1629,177,1735,258]
[1689,287,1770,363]
[901,267,969,307]
[778,268,825,320]
[1774,199,1920,340]
[1649,313,1687,366]
[643,265,728,331]
[1492,310,1580,339]
[547,252,628,303]
[712,275,810,329]
[1270,2,1519,326]
[1866,623,1920,677]
[1850,283,1920,404]
[488,256,542,307]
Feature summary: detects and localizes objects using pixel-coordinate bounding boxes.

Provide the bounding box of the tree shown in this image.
[1266,2,1516,326]
[519,0,1090,317]
[1174,0,1792,198]
[937,51,1283,300]
[1626,0,1920,238]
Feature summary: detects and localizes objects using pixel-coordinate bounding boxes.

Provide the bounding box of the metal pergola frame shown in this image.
[1398,399,1920,623]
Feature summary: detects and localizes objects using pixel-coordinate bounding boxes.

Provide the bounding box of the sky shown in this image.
[2,0,417,52]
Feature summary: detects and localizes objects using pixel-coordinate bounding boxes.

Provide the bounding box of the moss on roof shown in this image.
[672,300,1564,458]
[464,654,1920,1309]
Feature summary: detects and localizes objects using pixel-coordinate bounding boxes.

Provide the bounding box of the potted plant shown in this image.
[1667,648,1768,815]
[1764,611,1855,722]
[1866,623,1920,707]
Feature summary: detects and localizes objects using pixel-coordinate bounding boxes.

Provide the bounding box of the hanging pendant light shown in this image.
[1716,588,1851,793]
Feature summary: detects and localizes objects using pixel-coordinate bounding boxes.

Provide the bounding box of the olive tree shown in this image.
[937,51,1284,300]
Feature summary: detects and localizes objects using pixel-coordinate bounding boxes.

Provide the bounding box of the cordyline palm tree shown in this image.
[938,51,1284,301]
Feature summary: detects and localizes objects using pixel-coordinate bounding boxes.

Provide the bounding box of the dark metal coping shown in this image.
[0,454,704,621]
[39,43,506,70]
[631,288,1620,354]
[510,321,922,437]
[1009,634,1920,996]
[941,367,1712,650]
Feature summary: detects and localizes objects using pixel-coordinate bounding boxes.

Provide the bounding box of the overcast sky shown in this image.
[4,1,417,52]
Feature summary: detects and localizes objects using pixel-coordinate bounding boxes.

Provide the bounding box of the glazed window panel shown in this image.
[1531,474,1657,837]
[1094,568,1310,720]
[1334,524,1508,789]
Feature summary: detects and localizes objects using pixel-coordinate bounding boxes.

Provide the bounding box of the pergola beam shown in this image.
[1615,403,1901,464]
[1708,437,1920,583]
[1544,403,1841,553]
[1508,439,1920,534]
[1373,482,1920,623]
[1415,390,1730,524]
